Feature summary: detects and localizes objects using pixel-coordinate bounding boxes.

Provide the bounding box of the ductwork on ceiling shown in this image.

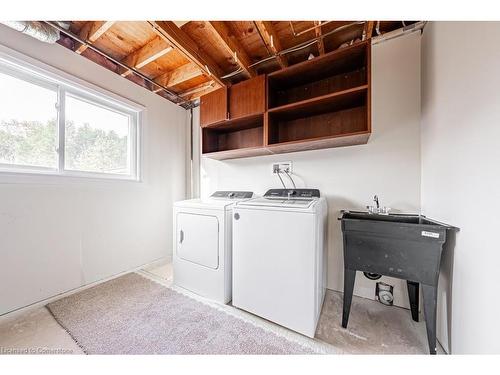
[0,21,69,43]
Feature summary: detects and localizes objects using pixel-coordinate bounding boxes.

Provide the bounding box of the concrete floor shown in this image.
[0,260,441,355]
[0,307,83,355]
[142,260,173,282]
[316,290,435,354]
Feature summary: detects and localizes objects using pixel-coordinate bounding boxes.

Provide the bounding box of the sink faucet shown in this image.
[367,195,390,215]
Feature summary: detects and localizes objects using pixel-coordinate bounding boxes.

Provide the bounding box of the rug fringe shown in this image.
[45,305,89,355]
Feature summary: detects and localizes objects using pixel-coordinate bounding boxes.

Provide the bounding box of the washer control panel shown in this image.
[211,191,254,199]
[264,189,320,198]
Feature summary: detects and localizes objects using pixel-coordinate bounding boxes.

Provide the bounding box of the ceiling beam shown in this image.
[180,81,216,97]
[363,21,375,40]
[254,21,287,69]
[153,63,203,91]
[206,21,256,78]
[119,35,173,77]
[314,21,325,55]
[75,21,115,54]
[151,21,225,87]
[183,82,219,101]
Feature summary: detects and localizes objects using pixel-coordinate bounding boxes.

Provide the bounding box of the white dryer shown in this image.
[232,189,327,337]
[173,191,254,304]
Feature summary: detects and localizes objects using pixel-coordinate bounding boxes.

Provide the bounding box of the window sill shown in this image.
[0,169,142,185]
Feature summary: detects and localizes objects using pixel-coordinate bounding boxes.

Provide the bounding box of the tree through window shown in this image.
[0,58,140,179]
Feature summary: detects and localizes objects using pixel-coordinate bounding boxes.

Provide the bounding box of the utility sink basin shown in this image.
[339,210,458,354]
[341,211,444,224]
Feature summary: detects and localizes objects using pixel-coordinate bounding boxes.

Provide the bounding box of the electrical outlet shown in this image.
[271,161,292,175]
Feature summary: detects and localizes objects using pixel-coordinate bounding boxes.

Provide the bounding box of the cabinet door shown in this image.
[229,75,266,119]
[200,86,228,127]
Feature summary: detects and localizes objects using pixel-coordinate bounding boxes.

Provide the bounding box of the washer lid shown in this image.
[237,197,317,209]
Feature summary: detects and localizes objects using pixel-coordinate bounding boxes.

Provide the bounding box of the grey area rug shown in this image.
[47,273,316,354]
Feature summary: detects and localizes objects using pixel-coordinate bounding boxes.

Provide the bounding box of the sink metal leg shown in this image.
[422,283,438,355]
[342,268,356,328]
[407,280,420,322]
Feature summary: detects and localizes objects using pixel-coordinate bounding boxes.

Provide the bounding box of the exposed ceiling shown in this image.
[50,21,419,108]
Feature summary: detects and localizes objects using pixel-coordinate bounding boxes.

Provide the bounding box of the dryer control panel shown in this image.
[211,191,254,199]
[264,189,320,198]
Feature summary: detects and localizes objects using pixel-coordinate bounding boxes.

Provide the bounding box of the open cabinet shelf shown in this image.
[200,40,371,160]
[267,42,369,109]
[267,86,369,150]
[267,85,368,117]
[202,114,271,160]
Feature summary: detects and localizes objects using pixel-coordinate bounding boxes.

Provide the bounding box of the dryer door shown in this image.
[176,212,219,269]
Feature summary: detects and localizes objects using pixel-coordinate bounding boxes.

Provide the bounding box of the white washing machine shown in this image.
[232,189,328,337]
[173,191,254,304]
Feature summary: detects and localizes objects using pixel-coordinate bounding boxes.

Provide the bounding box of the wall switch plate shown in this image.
[271,161,292,175]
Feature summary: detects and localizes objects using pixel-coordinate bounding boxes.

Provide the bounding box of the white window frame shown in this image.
[0,46,143,182]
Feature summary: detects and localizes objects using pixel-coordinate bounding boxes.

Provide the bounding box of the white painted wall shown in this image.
[0,24,188,314]
[421,22,500,354]
[199,31,422,307]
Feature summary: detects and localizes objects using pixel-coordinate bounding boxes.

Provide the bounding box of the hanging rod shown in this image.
[43,21,190,107]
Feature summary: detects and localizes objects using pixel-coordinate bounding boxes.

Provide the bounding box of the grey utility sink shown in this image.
[339,210,458,354]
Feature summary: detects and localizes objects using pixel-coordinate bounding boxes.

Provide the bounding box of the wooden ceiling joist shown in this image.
[206,21,256,78]
[153,62,203,91]
[61,20,417,106]
[75,21,115,54]
[119,35,173,77]
[183,82,218,101]
[254,21,288,68]
[151,21,225,87]
[180,81,215,97]
[363,21,375,40]
[314,21,325,55]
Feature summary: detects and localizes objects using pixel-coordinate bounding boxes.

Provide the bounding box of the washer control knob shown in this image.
[234,213,240,220]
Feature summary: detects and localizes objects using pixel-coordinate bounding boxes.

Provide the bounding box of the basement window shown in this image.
[0,53,141,180]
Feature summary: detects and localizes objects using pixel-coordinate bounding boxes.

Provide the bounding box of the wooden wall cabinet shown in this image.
[200,75,265,127]
[200,75,268,158]
[200,87,227,127]
[229,75,266,119]
[200,40,371,160]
